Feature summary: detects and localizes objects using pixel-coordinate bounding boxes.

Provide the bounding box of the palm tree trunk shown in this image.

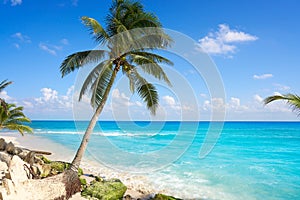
[71,67,118,171]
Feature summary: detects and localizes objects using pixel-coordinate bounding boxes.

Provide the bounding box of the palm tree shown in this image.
[0,79,13,113]
[0,103,33,135]
[264,93,300,115]
[60,0,173,171]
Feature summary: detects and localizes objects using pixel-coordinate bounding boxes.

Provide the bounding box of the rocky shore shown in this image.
[0,138,181,200]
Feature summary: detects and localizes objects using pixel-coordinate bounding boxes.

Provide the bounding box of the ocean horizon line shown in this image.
[28,119,300,123]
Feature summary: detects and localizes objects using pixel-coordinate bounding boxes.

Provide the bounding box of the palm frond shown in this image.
[127,68,159,114]
[264,93,300,115]
[137,82,158,115]
[79,60,113,101]
[125,30,173,51]
[0,80,13,92]
[0,103,32,135]
[81,16,110,44]
[60,50,107,77]
[128,52,173,86]
[90,66,114,108]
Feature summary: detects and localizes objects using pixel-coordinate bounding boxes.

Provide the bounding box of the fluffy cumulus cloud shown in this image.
[253,73,273,80]
[2,85,298,120]
[163,95,176,107]
[16,86,76,119]
[197,24,258,55]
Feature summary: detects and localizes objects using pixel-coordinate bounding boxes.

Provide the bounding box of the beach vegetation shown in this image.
[0,103,33,135]
[0,79,12,113]
[81,178,127,200]
[0,80,32,135]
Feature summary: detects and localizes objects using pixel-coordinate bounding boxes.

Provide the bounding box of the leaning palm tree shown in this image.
[264,93,300,115]
[0,79,13,113]
[60,0,173,172]
[0,103,33,134]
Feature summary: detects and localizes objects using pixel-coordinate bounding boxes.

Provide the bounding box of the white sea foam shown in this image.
[33,129,177,137]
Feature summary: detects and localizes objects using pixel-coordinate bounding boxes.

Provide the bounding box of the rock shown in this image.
[34,156,44,165]
[40,164,51,178]
[17,149,29,160]
[5,142,15,155]
[31,165,39,176]
[123,194,133,200]
[82,179,127,200]
[0,152,12,165]
[12,147,22,155]
[8,155,30,185]
[152,194,182,200]
[2,179,15,195]
[0,138,7,151]
[0,161,8,171]
[0,161,8,184]
[24,151,35,165]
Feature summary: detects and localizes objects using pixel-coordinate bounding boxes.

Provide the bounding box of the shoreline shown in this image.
[0,132,169,199]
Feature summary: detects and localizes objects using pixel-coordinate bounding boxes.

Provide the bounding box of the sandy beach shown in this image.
[0,132,162,199]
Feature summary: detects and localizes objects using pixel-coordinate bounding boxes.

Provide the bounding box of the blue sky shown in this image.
[0,0,300,121]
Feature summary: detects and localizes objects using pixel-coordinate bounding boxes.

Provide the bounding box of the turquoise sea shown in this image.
[27,121,300,199]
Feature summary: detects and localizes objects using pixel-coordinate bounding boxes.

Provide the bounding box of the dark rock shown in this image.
[0,152,12,165]
[13,147,23,155]
[34,156,44,165]
[0,138,7,151]
[18,149,30,160]
[123,194,133,200]
[5,142,15,154]
[24,151,36,165]
[82,178,127,200]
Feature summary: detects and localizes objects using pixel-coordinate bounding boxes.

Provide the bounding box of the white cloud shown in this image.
[274,83,290,91]
[0,91,13,101]
[253,73,273,80]
[200,93,207,98]
[11,32,31,48]
[22,101,33,108]
[11,0,22,6]
[230,97,240,107]
[163,95,176,107]
[13,43,20,49]
[12,32,31,43]
[39,40,68,56]
[39,43,57,56]
[197,24,258,55]
[60,38,69,45]
[219,24,257,43]
[254,94,263,103]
